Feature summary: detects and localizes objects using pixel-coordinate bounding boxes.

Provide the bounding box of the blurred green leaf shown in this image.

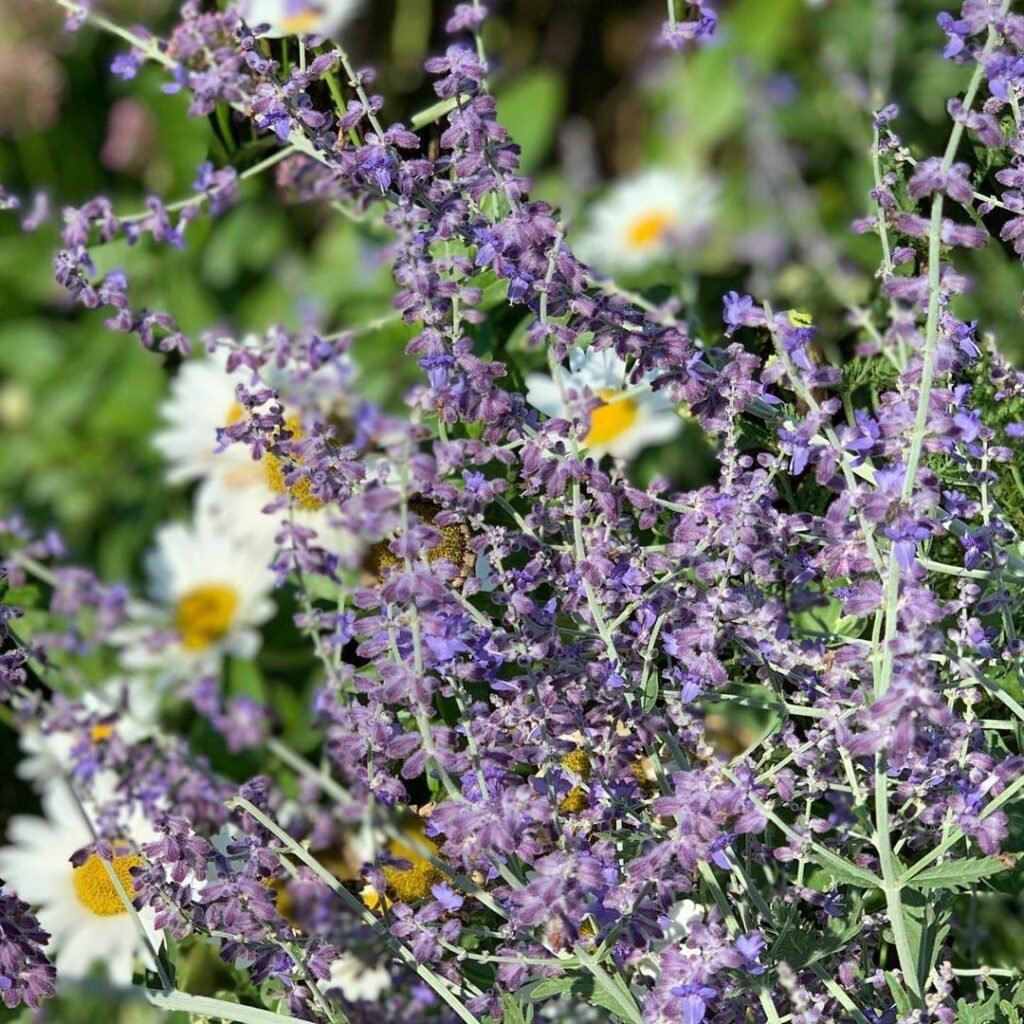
[496,70,566,174]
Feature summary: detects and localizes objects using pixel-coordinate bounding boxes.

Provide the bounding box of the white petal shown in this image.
[524,374,565,417]
[0,847,62,904]
[53,926,103,981]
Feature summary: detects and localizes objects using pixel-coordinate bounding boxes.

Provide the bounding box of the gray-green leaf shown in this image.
[905,856,1009,891]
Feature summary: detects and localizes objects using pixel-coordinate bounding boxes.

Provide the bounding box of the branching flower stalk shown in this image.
[871,5,1015,1003]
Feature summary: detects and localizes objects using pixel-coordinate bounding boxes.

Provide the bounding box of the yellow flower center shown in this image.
[90,723,115,743]
[281,7,321,33]
[787,309,814,328]
[365,498,473,583]
[212,402,267,491]
[362,825,446,909]
[583,389,640,448]
[630,758,657,794]
[557,748,592,814]
[264,417,325,513]
[561,748,592,780]
[625,210,673,250]
[559,787,589,814]
[72,849,142,917]
[174,583,239,651]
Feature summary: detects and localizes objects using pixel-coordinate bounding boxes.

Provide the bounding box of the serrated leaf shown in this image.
[810,850,882,889]
[991,670,1024,707]
[840,354,899,396]
[525,975,592,1003]
[500,992,534,1024]
[1000,999,1022,1024]
[956,991,1001,1024]
[770,892,864,968]
[524,974,589,999]
[897,887,942,991]
[589,983,645,1022]
[525,972,639,1022]
[906,856,1010,891]
[770,927,847,968]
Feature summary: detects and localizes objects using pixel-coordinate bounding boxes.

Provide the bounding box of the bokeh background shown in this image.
[2,1,1024,1018]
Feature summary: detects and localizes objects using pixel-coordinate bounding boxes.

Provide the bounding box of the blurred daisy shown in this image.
[575,167,718,274]
[155,350,360,558]
[337,816,447,911]
[239,0,361,38]
[18,679,160,791]
[152,349,257,488]
[362,497,475,587]
[321,951,391,1004]
[0,783,159,985]
[636,899,707,984]
[155,349,299,548]
[525,346,682,460]
[656,899,705,949]
[119,508,275,675]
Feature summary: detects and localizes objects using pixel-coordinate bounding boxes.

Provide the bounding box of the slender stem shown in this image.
[810,965,874,1024]
[874,767,922,995]
[894,6,1007,515]
[763,303,883,574]
[950,967,1020,979]
[120,146,298,223]
[717,765,882,887]
[868,17,1009,1003]
[698,862,783,1024]
[142,987,306,1022]
[266,737,352,806]
[55,0,176,68]
[870,124,895,281]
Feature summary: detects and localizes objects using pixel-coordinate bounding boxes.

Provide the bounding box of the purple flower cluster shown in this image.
[0,888,56,1010]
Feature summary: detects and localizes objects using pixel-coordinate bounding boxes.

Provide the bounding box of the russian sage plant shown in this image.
[1,2,1024,1023]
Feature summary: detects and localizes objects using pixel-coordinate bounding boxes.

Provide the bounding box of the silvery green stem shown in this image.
[871,10,1011,1002]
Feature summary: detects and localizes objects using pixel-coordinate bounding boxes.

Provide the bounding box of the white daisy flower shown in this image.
[634,899,708,987]
[0,783,160,986]
[154,349,361,560]
[574,166,718,274]
[656,898,705,949]
[153,348,299,549]
[525,346,683,461]
[118,507,275,676]
[238,0,361,38]
[18,679,160,791]
[320,951,391,1004]
[195,457,366,569]
[152,349,257,488]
